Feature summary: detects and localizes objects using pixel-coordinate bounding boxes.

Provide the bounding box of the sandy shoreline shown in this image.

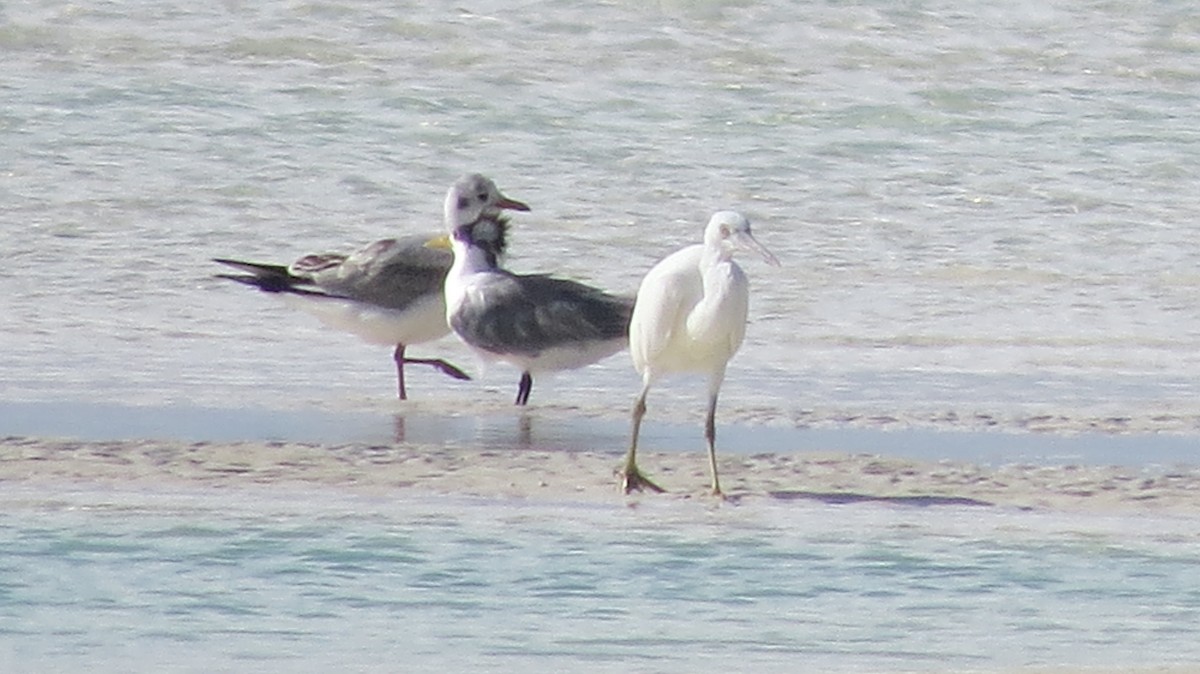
[4,435,1200,514]
[7,436,1200,674]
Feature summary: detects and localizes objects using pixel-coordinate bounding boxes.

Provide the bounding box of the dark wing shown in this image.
[452,272,634,357]
[212,258,329,296]
[309,235,452,310]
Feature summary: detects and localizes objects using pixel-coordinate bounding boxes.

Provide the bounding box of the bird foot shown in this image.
[620,467,666,494]
[408,358,472,381]
[435,362,472,381]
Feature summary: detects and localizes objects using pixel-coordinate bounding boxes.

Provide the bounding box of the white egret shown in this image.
[437,179,634,406]
[620,211,780,495]
[213,174,529,400]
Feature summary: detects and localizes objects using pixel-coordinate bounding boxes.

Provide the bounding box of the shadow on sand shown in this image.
[768,490,993,508]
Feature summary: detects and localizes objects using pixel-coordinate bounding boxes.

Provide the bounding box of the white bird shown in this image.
[213,174,529,400]
[620,211,780,496]
[437,180,634,406]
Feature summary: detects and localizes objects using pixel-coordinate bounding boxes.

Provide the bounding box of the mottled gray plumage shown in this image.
[215,226,509,307]
[285,235,452,309]
[443,200,633,405]
[212,217,512,400]
[450,271,634,358]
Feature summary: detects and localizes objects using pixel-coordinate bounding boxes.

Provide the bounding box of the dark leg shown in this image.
[403,357,472,381]
[620,384,664,494]
[705,392,722,497]
[393,344,408,401]
[393,346,471,400]
[515,372,533,406]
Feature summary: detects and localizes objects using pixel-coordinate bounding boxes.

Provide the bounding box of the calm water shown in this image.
[4,485,1200,673]
[5,1,1200,670]
[4,0,1200,432]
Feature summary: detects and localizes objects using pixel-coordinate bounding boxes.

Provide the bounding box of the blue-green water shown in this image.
[5,0,1200,670]
[4,485,1200,673]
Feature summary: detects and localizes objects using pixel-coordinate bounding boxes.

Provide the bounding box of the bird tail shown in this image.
[211,258,323,296]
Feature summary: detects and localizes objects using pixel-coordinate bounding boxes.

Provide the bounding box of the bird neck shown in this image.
[697,241,744,302]
[702,240,734,267]
[477,214,510,261]
[449,227,501,276]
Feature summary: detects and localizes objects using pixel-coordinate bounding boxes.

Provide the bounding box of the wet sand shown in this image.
[4,434,1200,514]
[5,432,1200,674]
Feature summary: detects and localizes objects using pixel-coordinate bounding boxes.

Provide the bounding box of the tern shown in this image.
[436,178,633,406]
[213,176,529,400]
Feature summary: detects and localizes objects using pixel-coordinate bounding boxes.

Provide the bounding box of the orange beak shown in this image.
[497,194,531,212]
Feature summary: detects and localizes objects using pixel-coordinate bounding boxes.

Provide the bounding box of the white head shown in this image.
[703,211,781,267]
[434,174,529,270]
[443,173,530,230]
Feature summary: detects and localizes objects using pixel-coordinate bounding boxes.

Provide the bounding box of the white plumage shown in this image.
[620,211,780,496]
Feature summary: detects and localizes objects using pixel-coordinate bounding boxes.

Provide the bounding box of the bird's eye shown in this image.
[457,197,470,210]
[476,192,489,202]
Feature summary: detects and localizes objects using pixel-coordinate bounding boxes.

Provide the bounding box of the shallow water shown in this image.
[5,399,1200,468]
[5,2,1200,670]
[3,485,1200,673]
[3,0,1200,436]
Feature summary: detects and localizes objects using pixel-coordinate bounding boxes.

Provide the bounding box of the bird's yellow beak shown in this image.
[424,234,453,250]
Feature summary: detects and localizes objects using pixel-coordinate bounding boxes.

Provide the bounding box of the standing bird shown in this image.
[438,183,635,406]
[212,174,529,400]
[620,211,780,496]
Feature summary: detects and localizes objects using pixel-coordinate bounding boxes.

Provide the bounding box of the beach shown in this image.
[4,429,1200,674]
[6,0,1200,669]
[4,433,1199,514]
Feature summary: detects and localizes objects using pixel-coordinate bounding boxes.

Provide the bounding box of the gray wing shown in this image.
[302,234,453,311]
[452,272,634,356]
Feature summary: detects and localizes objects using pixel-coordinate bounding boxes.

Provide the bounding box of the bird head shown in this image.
[430,174,529,268]
[443,173,530,230]
[705,211,781,267]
